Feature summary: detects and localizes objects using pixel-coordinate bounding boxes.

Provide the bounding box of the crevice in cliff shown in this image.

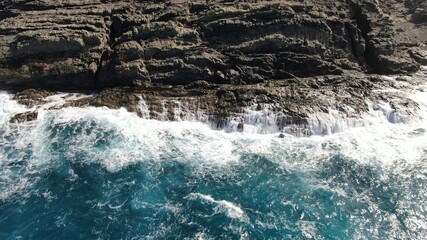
[345,22,359,62]
[95,14,120,90]
[94,50,109,89]
[347,0,375,73]
[109,16,123,45]
[344,22,368,71]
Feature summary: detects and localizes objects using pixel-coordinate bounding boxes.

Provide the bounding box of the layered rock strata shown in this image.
[0,0,425,90]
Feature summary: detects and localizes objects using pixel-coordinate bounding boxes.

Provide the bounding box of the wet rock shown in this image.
[9,111,38,123]
[12,89,55,107]
[409,128,426,137]
[237,122,244,132]
[9,65,425,136]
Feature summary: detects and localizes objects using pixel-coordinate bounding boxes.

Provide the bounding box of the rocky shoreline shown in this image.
[1,0,426,135]
[7,66,426,135]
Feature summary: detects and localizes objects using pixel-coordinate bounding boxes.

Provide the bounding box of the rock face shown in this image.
[0,0,425,90]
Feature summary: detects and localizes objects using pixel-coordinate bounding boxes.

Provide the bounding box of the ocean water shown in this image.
[1,75,427,239]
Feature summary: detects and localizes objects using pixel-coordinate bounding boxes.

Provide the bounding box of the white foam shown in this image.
[186,193,248,222]
[130,69,427,136]
[297,220,320,239]
[138,98,151,119]
[1,87,426,177]
[33,105,243,173]
[137,98,209,123]
[0,69,426,208]
[235,104,284,133]
[41,93,89,110]
[191,232,214,240]
[0,91,28,123]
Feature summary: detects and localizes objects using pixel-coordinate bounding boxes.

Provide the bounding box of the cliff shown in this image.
[0,0,425,90]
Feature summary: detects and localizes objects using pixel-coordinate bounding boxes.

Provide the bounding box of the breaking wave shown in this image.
[0,69,427,239]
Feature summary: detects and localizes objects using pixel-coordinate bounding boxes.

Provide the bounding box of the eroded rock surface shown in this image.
[11,67,427,135]
[0,0,425,90]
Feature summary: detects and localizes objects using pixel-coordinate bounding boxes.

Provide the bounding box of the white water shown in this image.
[1,69,427,238]
[186,193,248,222]
[133,68,427,136]
[0,77,425,188]
[0,68,426,170]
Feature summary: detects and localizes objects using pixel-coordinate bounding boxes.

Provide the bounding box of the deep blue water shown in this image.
[1,94,427,239]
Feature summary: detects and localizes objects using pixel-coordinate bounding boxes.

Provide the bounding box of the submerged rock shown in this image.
[9,111,38,123]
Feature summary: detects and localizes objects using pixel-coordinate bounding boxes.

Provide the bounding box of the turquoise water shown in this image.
[1,92,427,239]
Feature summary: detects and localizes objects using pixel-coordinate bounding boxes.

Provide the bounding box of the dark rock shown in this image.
[186,80,217,89]
[409,48,427,65]
[9,111,38,123]
[0,0,424,90]
[12,89,55,107]
[237,122,244,132]
[405,0,427,23]
[346,0,422,74]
